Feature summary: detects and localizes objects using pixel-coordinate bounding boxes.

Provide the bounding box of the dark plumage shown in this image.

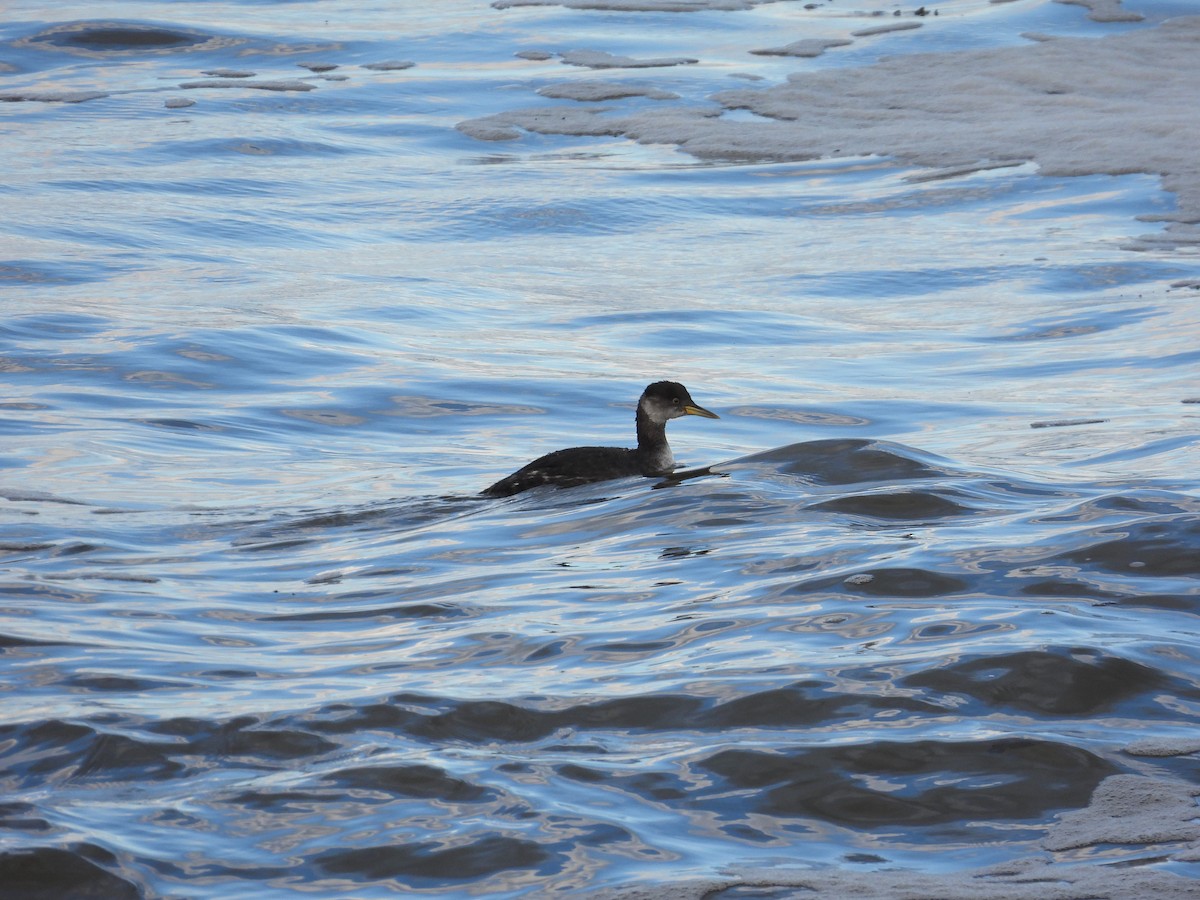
[483,381,719,497]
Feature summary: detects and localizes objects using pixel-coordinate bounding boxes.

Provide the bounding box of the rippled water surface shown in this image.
[2,1,1199,897]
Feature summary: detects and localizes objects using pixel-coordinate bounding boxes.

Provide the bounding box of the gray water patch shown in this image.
[0,260,129,286]
[16,21,232,57]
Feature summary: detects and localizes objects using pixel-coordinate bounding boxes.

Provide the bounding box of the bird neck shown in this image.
[635,404,668,449]
[635,405,674,472]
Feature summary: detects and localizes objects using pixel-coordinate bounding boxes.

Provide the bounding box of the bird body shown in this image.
[483,381,718,497]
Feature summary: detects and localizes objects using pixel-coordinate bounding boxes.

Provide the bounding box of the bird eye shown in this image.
[672,398,680,404]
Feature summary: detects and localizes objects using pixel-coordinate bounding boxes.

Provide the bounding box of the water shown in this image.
[2,1,1199,897]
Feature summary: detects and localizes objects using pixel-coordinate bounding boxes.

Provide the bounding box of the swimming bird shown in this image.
[483,381,719,497]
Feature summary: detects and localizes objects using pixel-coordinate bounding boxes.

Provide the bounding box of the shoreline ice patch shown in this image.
[361,60,416,70]
[458,15,1200,249]
[494,0,761,9]
[750,38,854,58]
[1058,0,1145,23]
[178,79,316,92]
[0,89,109,103]
[850,21,923,37]
[560,49,699,69]
[538,81,680,101]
